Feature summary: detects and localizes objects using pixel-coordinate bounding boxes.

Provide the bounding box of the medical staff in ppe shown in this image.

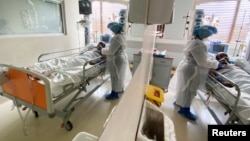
[101,22,128,100]
[174,25,225,120]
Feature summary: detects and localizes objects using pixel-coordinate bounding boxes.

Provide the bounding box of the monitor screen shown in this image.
[208,42,228,54]
[100,34,111,43]
[213,44,225,52]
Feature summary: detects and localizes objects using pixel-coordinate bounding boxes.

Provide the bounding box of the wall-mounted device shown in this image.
[192,9,204,30]
[184,9,205,38]
[119,9,126,25]
[78,0,92,45]
[79,0,92,15]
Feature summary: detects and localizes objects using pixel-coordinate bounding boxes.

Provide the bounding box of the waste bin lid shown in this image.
[145,85,164,103]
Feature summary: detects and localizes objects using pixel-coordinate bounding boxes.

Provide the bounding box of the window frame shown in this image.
[196,0,250,44]
[0,0,66,37]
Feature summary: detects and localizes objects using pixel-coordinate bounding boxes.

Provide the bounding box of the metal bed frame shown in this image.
[0,48,109,132]
[197,71,249,125]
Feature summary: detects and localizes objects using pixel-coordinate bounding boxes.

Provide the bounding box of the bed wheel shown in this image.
[62,121,73,131]
[33,111,39,118]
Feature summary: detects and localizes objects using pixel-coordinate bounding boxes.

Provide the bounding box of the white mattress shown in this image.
[48,64,105,97]
[28,50,105,97]
[209,65,250,124]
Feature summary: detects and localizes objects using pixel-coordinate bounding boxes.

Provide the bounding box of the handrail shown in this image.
[82,56,104,79]
[0,64,54,116]
[208,71,241,124]
[38,47,82,62]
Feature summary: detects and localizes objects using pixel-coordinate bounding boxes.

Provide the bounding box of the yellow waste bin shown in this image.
[145,85,164,107]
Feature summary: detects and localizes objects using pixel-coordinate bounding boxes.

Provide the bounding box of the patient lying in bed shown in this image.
[0,42,108,98]
[27,42,106,77]
[209,52,250,88]
[208,52,233,87]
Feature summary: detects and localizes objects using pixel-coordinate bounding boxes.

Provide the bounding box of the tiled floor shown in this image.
[0,79,116,141]
[0,78,221,141]
[160,89,218,141]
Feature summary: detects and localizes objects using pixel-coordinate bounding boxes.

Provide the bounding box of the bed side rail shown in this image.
[38,47,82,62]
[0,64,55,116]
[82,56,106,78]
[207,71,241,124]
[0,68,8,85]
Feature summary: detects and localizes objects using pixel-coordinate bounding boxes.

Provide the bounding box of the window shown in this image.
[0,0,65,35]
[90,1,127,41]
[196,0,250,43]
[156,24,165,38]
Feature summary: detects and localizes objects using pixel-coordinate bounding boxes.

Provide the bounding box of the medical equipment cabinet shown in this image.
[133,54,173,91]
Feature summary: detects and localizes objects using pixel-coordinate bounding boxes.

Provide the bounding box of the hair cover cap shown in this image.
[107,22,123,33]
[193,25,217,39]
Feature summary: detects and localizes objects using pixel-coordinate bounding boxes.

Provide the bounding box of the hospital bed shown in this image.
[198,58,250,125]
[0,47,108,132]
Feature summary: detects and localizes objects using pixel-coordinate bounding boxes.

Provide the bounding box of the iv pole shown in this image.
[233,10,246,56]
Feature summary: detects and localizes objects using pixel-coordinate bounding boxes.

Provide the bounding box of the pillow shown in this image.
[208,53,216,60]
[80,43,96,54]
[234,58,250,74]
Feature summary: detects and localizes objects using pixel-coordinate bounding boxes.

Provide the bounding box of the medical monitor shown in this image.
[208,42,229,54]
[100,34,111,43]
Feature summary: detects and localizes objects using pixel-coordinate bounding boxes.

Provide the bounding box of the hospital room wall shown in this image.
[0,0,83,67]
[126,0,248,67]
[126,0,195,68]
